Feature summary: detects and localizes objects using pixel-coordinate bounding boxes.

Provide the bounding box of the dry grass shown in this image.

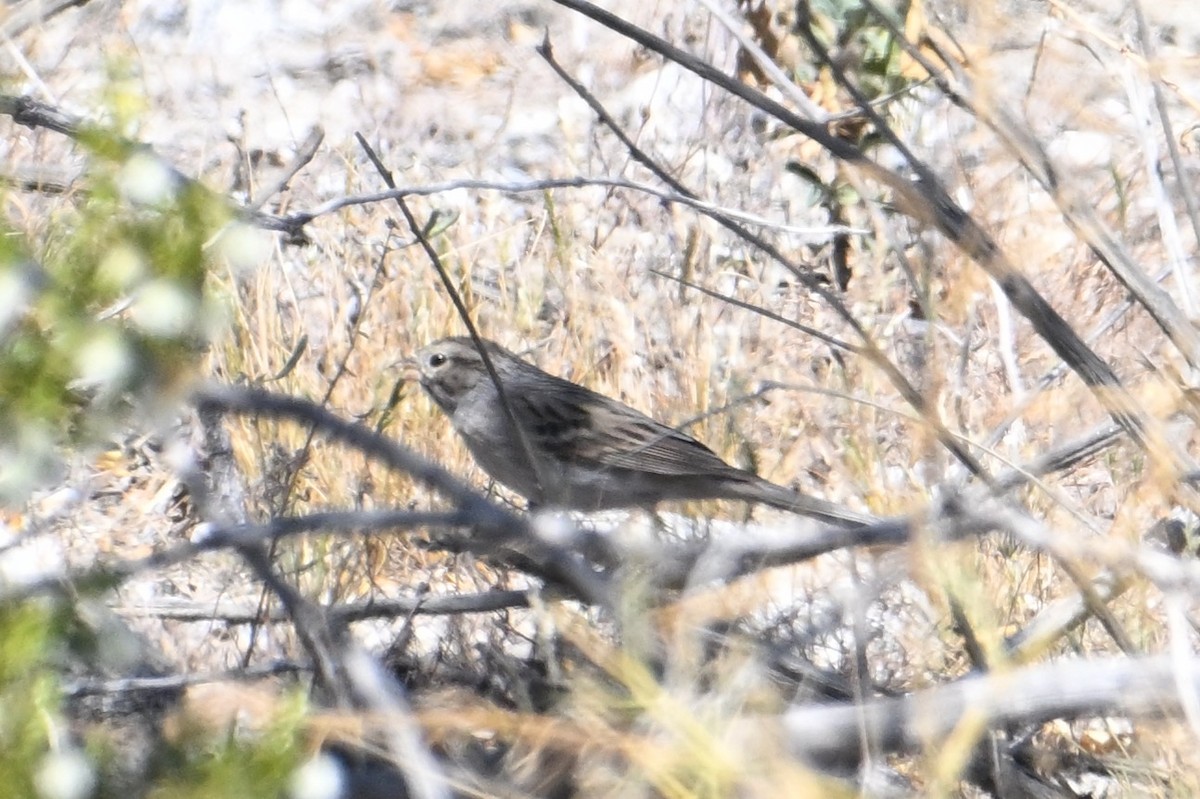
[7,0,1200,794]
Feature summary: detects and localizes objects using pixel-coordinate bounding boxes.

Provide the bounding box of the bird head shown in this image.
[408,337,501,414]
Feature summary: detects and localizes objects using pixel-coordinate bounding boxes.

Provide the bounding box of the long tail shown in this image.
[723,477,877,527]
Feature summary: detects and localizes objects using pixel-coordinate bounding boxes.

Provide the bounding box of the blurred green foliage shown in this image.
[146,695,306,799]
[0,602,60,798]
[805,0,913,102]
[0,83,302,796]
[0,126,231,502]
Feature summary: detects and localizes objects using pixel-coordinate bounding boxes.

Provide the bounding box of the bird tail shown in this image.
[724,477,877,527]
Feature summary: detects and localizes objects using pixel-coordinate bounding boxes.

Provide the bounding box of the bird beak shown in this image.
[400,356,421,384]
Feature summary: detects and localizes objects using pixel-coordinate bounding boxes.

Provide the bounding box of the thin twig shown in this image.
[192,384,612,607]
[353,132,554,509]
[252,175,865,240]
[1130,0,1200,299]
[0,0,90,38]
[112,590,532,624]
[246,125,324,212]
[537,24,990,484]
[64,661,307,698]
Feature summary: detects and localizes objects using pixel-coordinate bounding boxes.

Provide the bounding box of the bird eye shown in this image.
[429,353,447,368]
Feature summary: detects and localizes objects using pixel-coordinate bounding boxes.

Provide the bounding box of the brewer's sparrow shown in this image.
[408,337,873,527]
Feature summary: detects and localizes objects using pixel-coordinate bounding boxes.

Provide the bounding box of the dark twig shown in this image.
[114,590,531,625]
[546,1,1164,470]
[874,0,1200,372]
[0,92,86,137]
[791,2,1153,449]
[0,166,79,194]
[0,0,90,38]
[230,242,414,667]
[192,384,612,607]
[978,261,1175,471]
[650,269,862,355]
[1052,555,1137,656]
[0,92,195,190]
[353,132,554,509]
[194,384,516,530]
[118,509,468,585]
[63,661,307,698]
[201,509,473,548]
[236,542,353,706]
[246,125,324,211]
[1005,571,1127,660]
[992,424,1125,495]
[0,504,569,608]
[537,25,991,486]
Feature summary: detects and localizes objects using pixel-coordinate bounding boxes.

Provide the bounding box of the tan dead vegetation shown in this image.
[7,0,1200,794]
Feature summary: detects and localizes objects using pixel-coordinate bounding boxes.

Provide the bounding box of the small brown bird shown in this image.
[408,337,873,527]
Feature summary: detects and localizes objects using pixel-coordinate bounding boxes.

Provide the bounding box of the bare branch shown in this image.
[191,384,612,607]
[64,662,306,698]
[114,590,532,624]
[0,0,90,38]
[778,655,1200,770]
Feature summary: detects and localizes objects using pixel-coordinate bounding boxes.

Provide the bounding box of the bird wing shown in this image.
[513,381,738,478]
